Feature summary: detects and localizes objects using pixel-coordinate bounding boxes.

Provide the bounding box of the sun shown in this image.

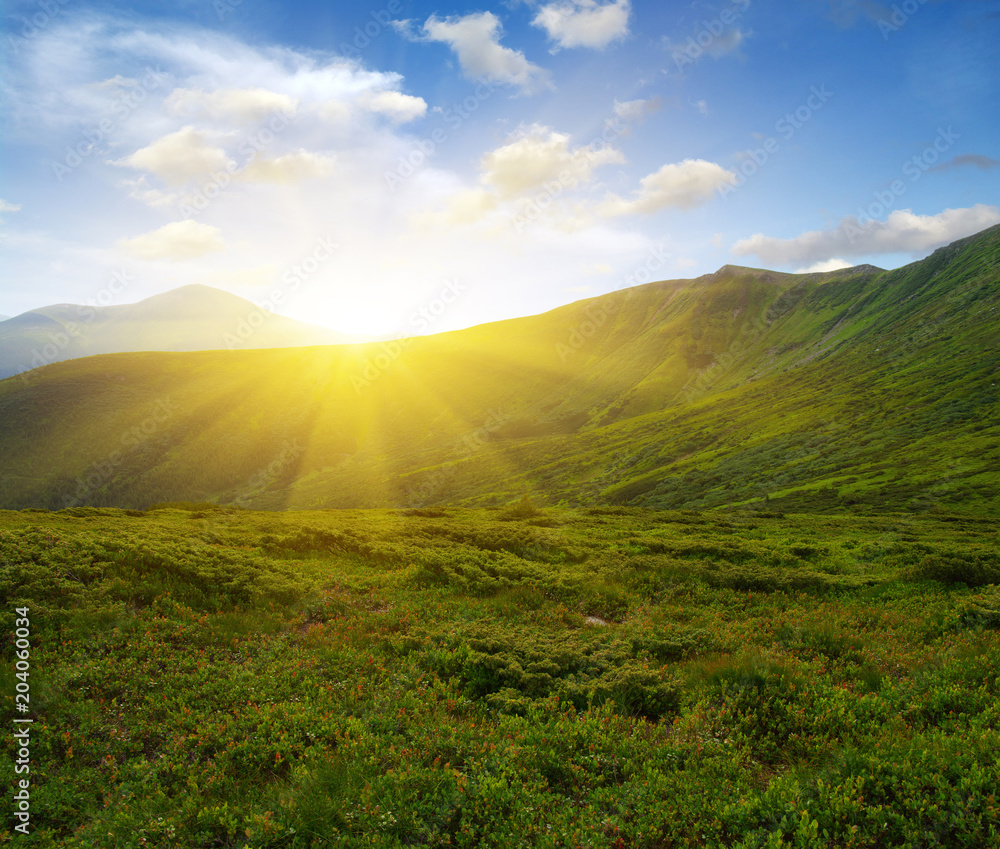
[295,288,406,339]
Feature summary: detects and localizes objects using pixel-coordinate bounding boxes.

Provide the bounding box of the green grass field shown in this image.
[3,503,998,847]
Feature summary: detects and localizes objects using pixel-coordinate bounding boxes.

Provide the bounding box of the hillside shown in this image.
[0,225,997,513]
[0,284,367,380]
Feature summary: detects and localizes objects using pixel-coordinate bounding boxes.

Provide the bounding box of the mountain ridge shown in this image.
[0,284,371,379]
[0,225,997,513]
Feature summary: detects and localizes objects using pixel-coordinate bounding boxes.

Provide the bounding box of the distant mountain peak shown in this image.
[0,283,358,380]
[707,264,791,283]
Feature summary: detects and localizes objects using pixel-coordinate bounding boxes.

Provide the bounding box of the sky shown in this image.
[1,0,999,336]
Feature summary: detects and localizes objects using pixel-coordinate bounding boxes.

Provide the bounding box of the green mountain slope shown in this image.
[0,225,997,513]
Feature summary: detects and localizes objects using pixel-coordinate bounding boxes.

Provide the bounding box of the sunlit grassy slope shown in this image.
[0,224,997,512]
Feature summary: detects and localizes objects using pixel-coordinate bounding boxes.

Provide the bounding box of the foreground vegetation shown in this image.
[3,503,999,847]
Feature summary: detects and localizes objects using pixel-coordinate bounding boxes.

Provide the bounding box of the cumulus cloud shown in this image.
[600,159,736,216]
[165,87,299,123]
[532,0,631,50]
[1,13,665,334]
[363,90,427,123]
[480,125,625,198]
[732,205,1000,266]
[415,125,624,232]
[422,12,552,93]
[117,126,233,185]
[118,220,226,261]
[0,200,21,213]
[613,96,661,123]
[239,150,335,183]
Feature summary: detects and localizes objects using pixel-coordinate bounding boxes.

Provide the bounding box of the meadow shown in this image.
[3,502,998,847]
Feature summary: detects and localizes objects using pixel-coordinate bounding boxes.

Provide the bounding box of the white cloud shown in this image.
[0,13,662,337]
[732,205,1000,265]
[363,90,427,123]
[795,258,852,273]
[422,12,552,93]
[532,0,631,50]
[600,159,736,216]
[0,200,21,213]
[413,125,626,233]
[117,126,233,185]
[165,87,298,123]
[613,96,661,123]
[239,150,335,183]
[118,220,226,261]
[694,99,708,116]
[481,125,625,198]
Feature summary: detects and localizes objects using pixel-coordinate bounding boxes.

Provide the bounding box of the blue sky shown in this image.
[1,0,998,335]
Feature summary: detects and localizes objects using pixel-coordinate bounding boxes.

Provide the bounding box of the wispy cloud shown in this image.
[732,205,1000,265]
[118,220,226,261]
[928,153,1000,173]
[613,96,661,123]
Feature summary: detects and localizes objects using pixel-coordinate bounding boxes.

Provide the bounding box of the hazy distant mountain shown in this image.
[0,284,367,379]
[1,225,997,513]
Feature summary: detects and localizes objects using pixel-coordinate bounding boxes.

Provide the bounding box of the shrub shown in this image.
[902,548,1000,586]
[498,494,542,520]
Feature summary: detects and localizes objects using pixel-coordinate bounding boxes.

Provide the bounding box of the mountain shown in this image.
[0,284,367,379]
[0,225,997,513]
